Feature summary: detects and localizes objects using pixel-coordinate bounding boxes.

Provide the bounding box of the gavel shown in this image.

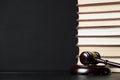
[71,51,120,75]
[80,51,120,68]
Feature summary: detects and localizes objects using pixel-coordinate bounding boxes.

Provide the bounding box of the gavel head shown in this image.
[79,51,101,65]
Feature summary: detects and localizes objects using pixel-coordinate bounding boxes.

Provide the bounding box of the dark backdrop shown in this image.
[0,0,78,71]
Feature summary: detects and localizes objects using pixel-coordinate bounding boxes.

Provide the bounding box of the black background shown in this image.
[0,0,78,71]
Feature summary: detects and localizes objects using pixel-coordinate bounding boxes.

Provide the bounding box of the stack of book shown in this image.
[77,0,120,72]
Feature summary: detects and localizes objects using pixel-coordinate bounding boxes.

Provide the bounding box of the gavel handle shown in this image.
[96,59,120,68]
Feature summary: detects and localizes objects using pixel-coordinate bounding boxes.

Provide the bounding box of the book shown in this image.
[77,0,120,5]
[77,0,120,14]
[78,20,120,28]
[78,46,120,57]
[109,67,120,73]
[77,28,120,36]
[78,12,120,20]
[78,4,120,13]
[78,37,120,45]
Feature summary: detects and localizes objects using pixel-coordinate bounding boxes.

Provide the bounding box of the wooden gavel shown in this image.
[79,51,120,68]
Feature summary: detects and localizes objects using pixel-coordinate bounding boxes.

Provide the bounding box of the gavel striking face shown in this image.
[80,51,101,65]
[79,51,120,68]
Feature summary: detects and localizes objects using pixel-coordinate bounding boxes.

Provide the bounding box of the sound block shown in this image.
[70,65,111,75]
